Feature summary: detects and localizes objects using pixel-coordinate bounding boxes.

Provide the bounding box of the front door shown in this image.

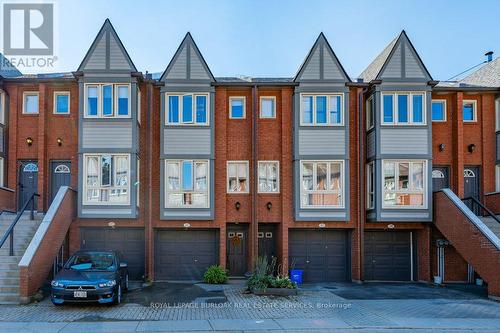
[258,224,277,260]
[464,167,480,214]
[227,226,247,276]
[50,161,71,205]
[18,161,38,210]
[432,166,449,192]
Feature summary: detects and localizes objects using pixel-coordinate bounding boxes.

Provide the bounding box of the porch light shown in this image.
[468,144,476,153]
[235,201,241,210]
[26,137,33,146]
[57,138,63,146]
[266,202,272,210]
[438,143,445,152]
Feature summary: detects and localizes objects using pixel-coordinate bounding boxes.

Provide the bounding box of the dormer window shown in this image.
[381,92,425,125]
[84,84,131,118]
[166,93,209,125]
[300,94,343,126]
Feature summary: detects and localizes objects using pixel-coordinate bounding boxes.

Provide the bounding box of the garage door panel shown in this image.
[81,228,145,281]
[289,230,349,283]
[155,230,218,281]
[364,231,412,281]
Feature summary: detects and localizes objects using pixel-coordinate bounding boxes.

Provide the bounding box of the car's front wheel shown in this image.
[114,285,122,305]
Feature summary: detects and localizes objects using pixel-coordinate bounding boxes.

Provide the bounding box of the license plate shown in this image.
[73,291,87,298]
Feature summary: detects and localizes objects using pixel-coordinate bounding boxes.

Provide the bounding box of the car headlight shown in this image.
[98,280,116,288]
[51,280,64,288]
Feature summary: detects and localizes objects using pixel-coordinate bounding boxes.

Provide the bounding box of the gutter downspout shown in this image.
[146,80,153,281]
[358,86,368,282]
[251,84,258,271]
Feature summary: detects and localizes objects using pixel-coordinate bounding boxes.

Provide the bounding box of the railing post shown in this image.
[30,197,34,221]
[9,229,13,256]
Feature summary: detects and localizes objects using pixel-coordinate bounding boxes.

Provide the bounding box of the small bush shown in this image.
[246,256,297,291]
[203,265,228,284]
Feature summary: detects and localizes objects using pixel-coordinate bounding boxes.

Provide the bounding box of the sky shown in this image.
[12,0,500,80]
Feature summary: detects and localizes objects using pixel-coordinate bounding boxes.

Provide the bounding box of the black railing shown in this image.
[0,193,40,256]
[462,196,500,225]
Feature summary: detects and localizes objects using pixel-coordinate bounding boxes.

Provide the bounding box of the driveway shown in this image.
[0,282,498,332]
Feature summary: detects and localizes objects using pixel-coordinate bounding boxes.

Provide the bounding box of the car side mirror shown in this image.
[119,262,128,268]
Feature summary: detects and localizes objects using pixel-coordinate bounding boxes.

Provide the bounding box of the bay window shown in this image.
[300,94,343,126]
[84,154,130,205]
[166,93,208,125]
[85,84,130,118]
[382,92,425,125]
[367,162,375,209]
[300,161,344,208]
[227,161,248,193]
[165,160,208,208]
[383,160,426,208]
[0,91,4,124]
[366,96,374,130]
[258,161,279,193]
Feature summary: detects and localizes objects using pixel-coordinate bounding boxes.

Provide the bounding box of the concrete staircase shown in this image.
[0,212,43,304]
[480,216,500,239]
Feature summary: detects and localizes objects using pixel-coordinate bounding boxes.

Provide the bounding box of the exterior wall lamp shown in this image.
[26,137,33,146]
[468,144,476,153]
[266,202,272,210]
[235,201,241,210]
[57,138,63,146]
[438,143,445,152]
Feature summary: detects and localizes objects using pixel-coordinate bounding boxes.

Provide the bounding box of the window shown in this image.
[367,162,375,209]
[23,92,39,114]
[227,161,249,193]
[300,94,343,125]
[84,154,130,205]
[463,100,477,122]
[166,93,208,125]
[165,160,208,208]
[0,91,4,125]
[84,84,130,118]
[54,92,70,114]
[496,165,500,192]
[382,160,426,208]
[230,97,245,119]
[496,99,500,131]
[260,97,275,118]
[381,92,426,125]
[258,161,279,193]
[136,159,140,207]
[0,157,4,187]
[137,88,141,125]
[432,100,446,122]
[366,96,374,130]
[300,161,343,208]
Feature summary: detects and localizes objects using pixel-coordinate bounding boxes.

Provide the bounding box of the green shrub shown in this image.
[246,256,297,291]
[203,265,228,284]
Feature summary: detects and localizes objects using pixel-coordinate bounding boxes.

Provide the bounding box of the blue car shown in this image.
[51,250,129,305]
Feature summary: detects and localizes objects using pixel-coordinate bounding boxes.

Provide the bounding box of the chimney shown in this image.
[485,51,493,62]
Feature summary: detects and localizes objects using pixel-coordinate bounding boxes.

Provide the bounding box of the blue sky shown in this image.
[53,0,500,80]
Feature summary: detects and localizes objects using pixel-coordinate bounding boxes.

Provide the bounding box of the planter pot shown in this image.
[252,288,298,296]
[476,278,484,286]
[433,276,443,284]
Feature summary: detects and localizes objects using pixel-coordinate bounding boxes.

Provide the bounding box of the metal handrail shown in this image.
[462,196,500,224]
[0,193,40,256]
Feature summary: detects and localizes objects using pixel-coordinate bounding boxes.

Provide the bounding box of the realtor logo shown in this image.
[3,3,53,55]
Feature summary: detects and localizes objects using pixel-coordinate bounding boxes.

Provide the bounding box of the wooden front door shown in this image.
[227,226,247,277]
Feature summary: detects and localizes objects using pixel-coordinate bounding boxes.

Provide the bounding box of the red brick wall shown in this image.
[19,188,76,302]
[0,187,15,211]
[485,192,500,214]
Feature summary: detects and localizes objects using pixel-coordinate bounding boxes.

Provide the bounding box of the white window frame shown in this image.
[299,160,345,209]
[260,96,276,119]
[84,83,131,118]
[381,91,426,125]
[227,161,249,193]
[366,96,374,130]
[495,99,500,131]
[22,92,39,114]
[496,165,500,192]
[462,100,477,123]
[137,88,141,125]
[300,93,344,126]
[0,157,4,187]
[165,93,209,125]
[382,160,427,209]
[257,161,280,193]
[164,159,209,208]
[366,162,375,209]
[0,90,4,125]
[136,158,140,207]
[431,99,447,122]
[229,96,246,119]
[53,91,70,115]
[83,153,131,206]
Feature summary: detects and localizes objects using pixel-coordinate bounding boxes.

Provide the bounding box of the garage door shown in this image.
[155,230,218,281]
[80,228,145,280]
[364,231,412,281]
[289,230,349,282]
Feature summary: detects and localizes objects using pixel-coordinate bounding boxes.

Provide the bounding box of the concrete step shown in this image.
[0,277,20,285]
[0,292,20,303]
[0,262,21,270]
[0,270,19,278]
[0,256,22,263]
[0,285,19,293]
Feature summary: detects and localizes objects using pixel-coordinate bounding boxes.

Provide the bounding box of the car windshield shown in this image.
[66,252,116,271]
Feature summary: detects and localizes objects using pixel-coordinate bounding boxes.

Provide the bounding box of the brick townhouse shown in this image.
[0,19,499,302]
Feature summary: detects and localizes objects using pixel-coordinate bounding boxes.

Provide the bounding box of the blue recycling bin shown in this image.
[290,269,303,284]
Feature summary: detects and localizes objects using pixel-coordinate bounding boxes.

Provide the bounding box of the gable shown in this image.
[161,33,214,82]
[378,32,432,81]
[78,19,137,72]
[295,33,350,82]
